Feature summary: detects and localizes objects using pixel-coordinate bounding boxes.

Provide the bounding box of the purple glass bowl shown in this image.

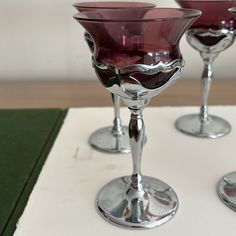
[74,8,201,89]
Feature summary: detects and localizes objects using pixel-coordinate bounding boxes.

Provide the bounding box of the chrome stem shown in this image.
[199,52,218,123]
[93,57,182,228]
[111,94,123,136]
[128,107,145,191]
[200,59,213,122]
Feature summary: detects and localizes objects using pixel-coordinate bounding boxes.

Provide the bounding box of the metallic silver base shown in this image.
[175,114,231,139]
[218,172,236,212]
[89,126,130,154]
[96,176,178,229]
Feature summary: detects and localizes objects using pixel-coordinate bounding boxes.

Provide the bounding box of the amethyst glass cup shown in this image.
[175,0,236,139]
[218,7,236,213]
[74,8,201,229]
[74,2,155,154]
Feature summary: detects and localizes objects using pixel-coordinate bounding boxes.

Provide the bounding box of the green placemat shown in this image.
[0,109,67,236]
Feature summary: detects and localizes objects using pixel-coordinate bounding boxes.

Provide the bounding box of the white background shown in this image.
[0,0,235,81]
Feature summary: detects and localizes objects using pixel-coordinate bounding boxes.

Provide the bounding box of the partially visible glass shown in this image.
[74,7,201,229]
[217,6,236,212]
[175,0,236,139]
[74,2,155,153]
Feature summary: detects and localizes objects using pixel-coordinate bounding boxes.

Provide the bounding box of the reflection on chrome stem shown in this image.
[200,60,213,122]
[129,107,145,191]
[111,94,123,136]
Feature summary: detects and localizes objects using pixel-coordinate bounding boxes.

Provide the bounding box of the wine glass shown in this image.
[74,8,201,228]
[73,2,155,154]
[217,7,236,212]
[175,0,236,139]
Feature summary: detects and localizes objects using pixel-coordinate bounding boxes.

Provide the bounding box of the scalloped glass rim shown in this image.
[73,1,156,9]
[229,7,236,12]
[73,8,202,23]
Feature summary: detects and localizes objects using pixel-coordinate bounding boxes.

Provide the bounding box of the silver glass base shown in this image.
[218,172,236,212]
[96,176,178,229]
[175,114,231,139]
[89,126,130,154]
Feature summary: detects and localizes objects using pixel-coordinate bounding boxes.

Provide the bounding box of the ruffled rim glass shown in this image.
[74,8,202,23]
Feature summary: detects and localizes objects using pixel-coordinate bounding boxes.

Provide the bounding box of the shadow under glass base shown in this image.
[218,172,236,212]
[89,126,130,154]
[175,114,231,139]
[96,176,178,229]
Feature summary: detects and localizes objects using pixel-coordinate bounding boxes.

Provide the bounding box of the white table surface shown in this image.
[14,107,236,236]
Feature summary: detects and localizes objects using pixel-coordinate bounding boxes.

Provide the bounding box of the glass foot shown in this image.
[96,176,178,229]
[175,114,231,139]
[89,126,130,154]
[218,172,236,212]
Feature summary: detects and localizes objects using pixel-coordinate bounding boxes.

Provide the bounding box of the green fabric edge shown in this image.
[2,109,68,236]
